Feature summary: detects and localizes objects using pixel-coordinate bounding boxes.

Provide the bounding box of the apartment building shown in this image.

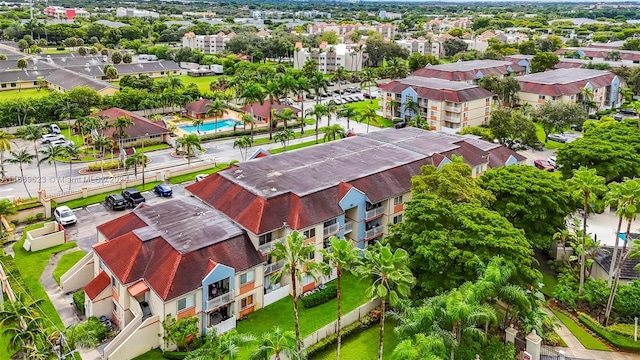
[556,47,640,66]
[516,68,623,110]
[306,22,397,38]
[424,18,473,33]
[293,43,364,73]
[411,60,526,84]
[396,37,431,55]
[379,77,494,132]
[44,6,89,19]
[61,128,525,359]
[182,32,235,54]
[115,7,160,18]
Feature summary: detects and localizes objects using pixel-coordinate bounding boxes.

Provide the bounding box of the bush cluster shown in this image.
[301,282,337,309]
[613,280,640,322]
[88,160,122,171]
[72,290,85,314]
[578,313,640,351]
[606,323,636,338]
[66,316,108,349]
[198,122,304,142]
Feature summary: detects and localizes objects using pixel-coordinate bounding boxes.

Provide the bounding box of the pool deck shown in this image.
[173,109,268,137]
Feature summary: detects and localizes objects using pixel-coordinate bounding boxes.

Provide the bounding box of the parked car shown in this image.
[279,98,294,105]
[394,121,407,129]
[547,134,568,143]
[54,206,77,225]
[613,115,623,121]
[534,160,555,171]
[105,194,126,211]
[195,174,208,182]
[355,94,365,101]
[571,123,583,131]
[41,124,61,134]
[306,94,315,100]
[122,188,146,207]
[345,87,356,93]
[50,139,73,147]
[334,89,344,94]
[153,184,173,197]
[620,108,637,116]
[547,156,557,167]
[41,134,65,144]
[363,93,372,99]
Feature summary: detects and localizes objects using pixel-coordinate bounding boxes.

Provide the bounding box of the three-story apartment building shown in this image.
[182,32,236,54]
[411,59,526,84]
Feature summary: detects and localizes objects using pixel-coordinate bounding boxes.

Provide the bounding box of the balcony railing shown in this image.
[210,316,236,335]
[258,237,285,254]
[445,106,461,113]
[444,115,461,123]
[365,226,383,239]
[344,221,353,234]
[206,290,234,311]
[264,261,284,275]
[365,207,384,219]
[323,223,339,237]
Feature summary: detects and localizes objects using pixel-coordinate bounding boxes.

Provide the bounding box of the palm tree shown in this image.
[386,57,409,79]
[273,108,297,130]
[387,99,399,119]
[206,98,230,134]
[125,152,148,187]
[553,229,577,261]
[392,334,448,360]
[62,144,80,191]
[361,106,378,134]
[279,74,298,103]
[264,80,283,140]
[361,67,379,104]
[404,97,419,121]
[296,77,310,134]
[339,107,359,131]
[567,167,607,293]
[22,124,45,191]
[274,129,295,151]
[307,104,329,144]
[186,329,255,360]
[271,230,326,357]
[309,72,328,106]
[323,124,346,142]
[7,149,34,198]
[630,100,640,129]
[250,327,299,360]
[240,83,266,141]
[176,134,203,167]
[0,131,14,181]
[39,145,65,192]
[241,113,254,137]
[359,242,415,360]
[113,116,133,150]
[92,135,112,182]
[331,66,350,104]
[320,237,361,359]
[326,100,338,127]
[233,136,253,161]
[96,115,111,136]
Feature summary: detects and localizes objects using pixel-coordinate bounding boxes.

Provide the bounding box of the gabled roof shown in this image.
[45,68,116,92]
[185,98,213,114]
[84,271,110,300]
[97,211,147,240]
[91,108,169,138]
[411,60,525,81]
[379,77,493,102]
[516,68,616,97]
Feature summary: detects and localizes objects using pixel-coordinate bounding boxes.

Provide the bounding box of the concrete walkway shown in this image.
[545,308,640,360]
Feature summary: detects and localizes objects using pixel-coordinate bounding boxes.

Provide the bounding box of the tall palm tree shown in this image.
[361,106,378,134]
[125,152,148,187]
[392,334,447,360]
[264,80,282,140]
[307,104,329,144]
[233,136,253,161]
[386,57,409,79]
[386,99,399,119]
[279,73,298,103]
[96,115,111,136]
[331,66,350,104]
[92,135,112,182]
[241,113,254,137]
[113,116,133,150]
[240,83,266,141]
[339,107,359,131]
[296,77,310,134]
[22,124,45,191]
[361,67,379,104]
[553,229,577,261]
[323,124,346,142]
[176,134,203,167]
[250,327,299,360]
[326,100,338,127]
[57,100,77,132]
[206,98,230,134]
[567,167,607,293]
[274,129,295,151]
[0,131,14,181]
[167,74,184,111]
[273,108,297,130]
[271,230,326,357]
[186,329,255,360]
[39,145,65,192]
[7,149,35,198]
[309,72,328,106]
[320,237,361,359]
[404,97,419,121]
[359,242,415,360]
[62,144,80,191]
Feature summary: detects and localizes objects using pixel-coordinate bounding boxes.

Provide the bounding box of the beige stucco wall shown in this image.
[61,252,94,293]
[107,315,161,360]
[86,286,112,319]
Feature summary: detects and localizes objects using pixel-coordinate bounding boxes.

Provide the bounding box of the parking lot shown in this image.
[64,183,191,252]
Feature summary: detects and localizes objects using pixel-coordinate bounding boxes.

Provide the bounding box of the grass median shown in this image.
[53,250,87,285]
[167,163,229,184]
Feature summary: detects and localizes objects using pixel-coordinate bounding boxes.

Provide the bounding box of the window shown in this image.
[177,294,195,312]
[241,295,254,309]
[240,270,255,285]
[393,196,403,206]
[430,111,435,116]
[393,214,403,224]
[10,83,16,87]
[324,218,337,227]
[463,113,467,118]
[303,228,316,239]
[1,84,6,88]
[538,95,546,100]
[485,107,490,112]
[485,98,490,102]
[111,276,118,293]
[258,233,272,246]
[302,273,315,285]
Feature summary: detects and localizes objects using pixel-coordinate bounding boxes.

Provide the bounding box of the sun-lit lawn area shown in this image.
[550,308,610,351]
[311,320,400,360]
[167,163,230,184]
[534,123,564,150]
[0,88,52,101]
[345,99,394,128]
[158,75,227,93]
[53,250,86,285]
[132,349,164,360]
[42,48,70,54]
[58,181,162,209]
[541,272,558,298]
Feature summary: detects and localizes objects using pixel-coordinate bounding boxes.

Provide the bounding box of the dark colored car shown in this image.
[620,108,637,116]
[547,134,568,143]
[394,121,407,129]
[122,189,146,207]
[571,123,583,131]
[306,93,315,99]
[105,194,126,211]
[154,184,173,197]
[534,160,555,171]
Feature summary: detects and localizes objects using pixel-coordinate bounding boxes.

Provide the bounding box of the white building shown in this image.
[380,10,402,20]
[294,43,364,73]
[44,6,89,19]
[396,38,431,56]
[115,7,160,19]
[182,32,236,55]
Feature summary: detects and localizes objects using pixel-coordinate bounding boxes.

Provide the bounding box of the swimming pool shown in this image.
[178,119,242,134]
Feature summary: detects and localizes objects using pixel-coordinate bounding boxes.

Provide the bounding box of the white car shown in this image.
[195,174,208,182]
[50,139,73,147]
[547,156,557,167]
[41,134,65,144]
[54,206,77,226]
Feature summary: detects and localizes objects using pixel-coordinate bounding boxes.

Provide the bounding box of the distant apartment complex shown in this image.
[306,22,397,39]
[293,42,364,73]
[396,37,440,57]
[182,32,236,54]
[411,60,526,84]
[115,7,160,18]
[556,47,640,66]
[424,18,473,33]
[379,77,494,132]
[44,6,90,19]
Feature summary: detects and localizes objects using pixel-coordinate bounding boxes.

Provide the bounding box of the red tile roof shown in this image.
[411,60,525,81]
[441,141,487,167]
[92,108,169,139]
[84,271,110,300]
[379,77,493,102]
[487,147,526,168]
[516,69,616,97]
[97,211,147,241]
[349,160,432,203]
[556,47,640,62]
[240,102,301,120]
[185,99,213,115]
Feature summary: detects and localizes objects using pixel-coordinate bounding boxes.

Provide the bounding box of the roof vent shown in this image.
[270,188,277,192]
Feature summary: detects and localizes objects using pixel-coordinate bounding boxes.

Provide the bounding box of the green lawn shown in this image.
[534,123,564,150]
[132,349,164,360]
[53,250,86,285]
[58,181,162,209]
[160,75,224,93]
[42,48,70,54]
[550,308,610,351]
[140,143,170,153]
[541,272,558,298]
[0,88,52,101]
[167,163,230,184]
[311,320,400,360]
[345,99,394,128]
[61,128,85,147]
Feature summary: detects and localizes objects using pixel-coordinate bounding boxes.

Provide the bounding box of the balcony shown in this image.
[206,290,234,311]
[344,221,353,234]
[210,316,236,335]
[264,261,284,275]
[365,207,384,220]
[444,115,461,123]
[323,223,339,237]
[365,226,383,239]
[258,237,285,254]
[445,105,461,113]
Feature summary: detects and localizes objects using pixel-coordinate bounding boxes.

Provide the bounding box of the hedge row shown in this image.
[306,315,371,357]
[88,160,122,171]
[302,282,337,309]
[578,313,640,351]
[199,121,305,142]
[73,290,85,314]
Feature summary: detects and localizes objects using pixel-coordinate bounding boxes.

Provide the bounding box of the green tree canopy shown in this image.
[530,52,559,73]
[411,162,495,206]
[488,108,541,150]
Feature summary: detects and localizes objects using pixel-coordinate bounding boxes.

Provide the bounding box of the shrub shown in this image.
[305,318,365,356]
[73,290,85,314]
[10,220,18,227]
[301,282,337,308]
[607,323,636,338]
[56,47,65,51]
[552,272,578,309]
[88,160,121,171]
[36,213,43,220]
[614,280,640,322]
[578,312,640,351]
[85,316,108,341]
[25,216,34,224]
[579,279,611,313]
[65,316,107,349]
